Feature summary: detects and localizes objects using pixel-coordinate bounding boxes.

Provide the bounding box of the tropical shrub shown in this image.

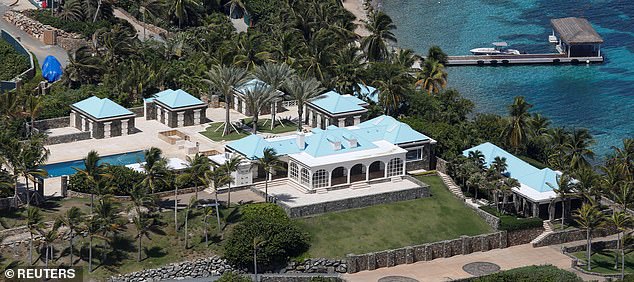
[0,39,29,81]
[216,271,251,282]
[224,203,309,271]
[69,165,177,195]
[480,206,543,231]
[463,265,581,282]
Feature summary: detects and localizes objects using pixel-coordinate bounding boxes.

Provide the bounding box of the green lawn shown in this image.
[243,118,297,134]
[296,175,493,258]
[199,122,250,142]
[573,250,634,274]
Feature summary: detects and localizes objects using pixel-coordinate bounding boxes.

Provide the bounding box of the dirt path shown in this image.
[343,0,370,37]
[113,8,164,42]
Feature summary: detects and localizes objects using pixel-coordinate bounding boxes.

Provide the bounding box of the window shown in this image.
[300,168,310,186]
[406,148,423,161]
[289,162,299,181]
[312,169,328,189]
[387,158,404,177]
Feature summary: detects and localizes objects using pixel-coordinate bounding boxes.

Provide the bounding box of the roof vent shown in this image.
[328,138,342,151]
[343,135,357,148]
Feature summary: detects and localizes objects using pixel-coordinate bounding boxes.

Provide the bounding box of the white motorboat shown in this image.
[470,42,521,55]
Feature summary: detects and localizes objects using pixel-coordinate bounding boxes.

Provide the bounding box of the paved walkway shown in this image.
[113,8,164,42]
[0,1,69,68]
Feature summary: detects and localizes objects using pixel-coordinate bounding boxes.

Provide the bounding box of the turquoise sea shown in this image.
[382,0,634,157]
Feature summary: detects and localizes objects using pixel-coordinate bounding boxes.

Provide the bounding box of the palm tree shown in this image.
[256,148,283,202]
[15,137,49,207]
[73,150,106,213]
[254,63,294,130]
[503,96,532,152]
[63,46,104,87]
[202,206,214,245]
[361,11,397,61]
[202,65,251,136]
[26,206,43,265]
[204,168,229,231]
[415,59,447,95]
[167,0,201,28]
[58,0,84,21]
[547,173,576,229]
[427,46,448,64]
[253,236,266,282]
[574,202,605,271]
[467,172,485,201]
[467,150,486,170]
[373,72,410,116]
[182,153,212,199]
[93,195,121,268]
[57,207,84,265]
[221,155,242,207]
[85,214,103,272]
[136,0,164,39]
[573,167,600,203]
[243,81,275,134]
[133,210,159,261]
[565,128,596,171]
[141,147,169,194]
[285,75,325,131]
[608,212,631,274]
[25,95,42,136]
[40,222,59,267]
[491,156,507,176]
[183,195,198,249]
[391,48,421,71]
[499,177,520,214]
[611,139,634,181]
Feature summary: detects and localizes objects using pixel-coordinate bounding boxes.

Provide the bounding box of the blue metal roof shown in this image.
[356,115,431,144]
[227,115,429,160]
[72,96,133,119]
[462,142,560,193]
[356,84,379,103]
[150,89,204,109]
[308,91,366,115]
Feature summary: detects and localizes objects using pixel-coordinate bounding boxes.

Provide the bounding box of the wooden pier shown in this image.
[445,53,604,66]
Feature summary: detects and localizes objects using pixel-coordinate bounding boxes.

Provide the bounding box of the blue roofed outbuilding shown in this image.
[144,89,208,128]
[70,96,137,139]
[305,90,369,129]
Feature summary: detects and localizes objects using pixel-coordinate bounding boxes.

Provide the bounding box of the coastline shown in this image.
[342,0,370,37]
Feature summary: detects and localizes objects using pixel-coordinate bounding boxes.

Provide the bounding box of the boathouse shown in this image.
[70,96,136,139]
[551,17,603,57]
[144,89,208,128]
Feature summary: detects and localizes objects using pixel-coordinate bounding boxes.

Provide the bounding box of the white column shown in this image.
[316,114,322,128]
[308,110,314,127]
[242,100,247,114]
[353,115,361,125]
[157,107,163,124]
[88,121,93,138]
[325,117,330,127]
[104,122,111,138]
[234,96,239,111]
[70,111,76,127]
[338,118,346,127]
[177,112,185,127]
[194,109,202,124]
[83,117,89,131]
[121,119,129,136]
[402,159,406,175]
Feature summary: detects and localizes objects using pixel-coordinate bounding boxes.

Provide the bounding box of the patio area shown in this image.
[261,178,423,208]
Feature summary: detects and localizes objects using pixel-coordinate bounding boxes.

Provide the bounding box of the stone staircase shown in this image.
[530,220,554,245]
[349,181,370,190]
[437,172,465,199]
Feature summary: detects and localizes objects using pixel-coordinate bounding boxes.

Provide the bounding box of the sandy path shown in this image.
[342,0,370,37]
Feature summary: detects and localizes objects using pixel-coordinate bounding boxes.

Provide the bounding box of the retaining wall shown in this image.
[0,29,35,92]
[264,177,430,218]
[533,227,617,247]
[68,185,206,200]
[33,116,69,130]
[44,131,91,145]
[346,231,507,273]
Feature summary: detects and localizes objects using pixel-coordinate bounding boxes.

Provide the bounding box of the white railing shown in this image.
[282,100,299,107]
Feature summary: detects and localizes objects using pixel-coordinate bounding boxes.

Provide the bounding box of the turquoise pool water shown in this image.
[382,0,634,157]
[43,151,145,178]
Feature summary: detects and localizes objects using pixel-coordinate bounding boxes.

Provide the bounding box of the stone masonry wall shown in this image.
[533,227,617,247]
[33,116,70,130]
[346,231,507,273]
[109,256,234,281]
[470,206,500,230]
[507,227,544,246]
[44,131,91,145]
[268,181,430,218]
[3,11,90,51]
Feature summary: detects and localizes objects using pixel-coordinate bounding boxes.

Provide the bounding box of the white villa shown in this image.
[463,142,567,219]
[211,115,436,193]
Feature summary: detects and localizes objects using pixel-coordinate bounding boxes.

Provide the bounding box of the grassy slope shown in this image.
[296,175,493,258]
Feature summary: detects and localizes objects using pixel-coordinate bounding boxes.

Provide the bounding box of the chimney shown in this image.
[296,133,305,150]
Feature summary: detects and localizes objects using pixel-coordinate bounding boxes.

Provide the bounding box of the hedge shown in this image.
[0,39,29,81]
[462,265,582,282]
[480,205,543,231]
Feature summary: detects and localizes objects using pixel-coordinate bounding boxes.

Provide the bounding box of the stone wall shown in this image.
[533,227,617,247]
[68,185,206,200]
[507,227,544,246]
[346,231,507,273]
[284,258,347,274]
[260,275,342,282]
[3,11,89,51]
[109,256,234,281]
[33,116,70,130]
[470,206,500,230]
[436,157,448,174]
[113,8,168,38]
[268,178,430,218]
[0,197,16,209]
[44,131,92,145]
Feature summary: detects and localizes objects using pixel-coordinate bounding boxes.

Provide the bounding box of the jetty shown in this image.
[445,17,604,66]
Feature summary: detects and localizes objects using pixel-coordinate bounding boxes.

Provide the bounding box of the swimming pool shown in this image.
[43,151,146,178]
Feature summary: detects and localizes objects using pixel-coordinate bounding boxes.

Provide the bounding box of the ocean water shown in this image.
[382,0,634,157]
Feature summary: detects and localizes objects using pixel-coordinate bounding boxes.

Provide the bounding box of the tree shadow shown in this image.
[144,246,166,259]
